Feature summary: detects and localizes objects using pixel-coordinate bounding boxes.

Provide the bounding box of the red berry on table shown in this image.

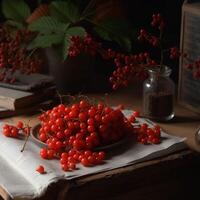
[98,151,106,160]
[140,123,148,132]
[11,127,18,137]
[140,137,148,144]
[128,116,136,123]
[132,111,140,118]
[146,128,153,136]
[151,137,160,144]
[61,163,69,171]
[68,162,76,170]
[36,165,45,174]
[17,121,24,129]
[3,124,10,136]
[40,148,48,159]
[24,127,31,136]
[81,158,90,167]
[35,99,163,171]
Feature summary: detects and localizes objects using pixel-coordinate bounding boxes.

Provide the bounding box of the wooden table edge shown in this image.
[0,148,192,200]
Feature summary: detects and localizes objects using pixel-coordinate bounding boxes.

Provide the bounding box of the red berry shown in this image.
[40,148,48,159]
[132,111,140,118]
[17,121,24,129]
[36,165,45,174]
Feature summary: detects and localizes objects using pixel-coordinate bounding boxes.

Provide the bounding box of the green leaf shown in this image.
[65,27,86,38]
[2,0,30,22]
[93,27,110,41]
[93,18,133,51]
[28,34,64,49]
[28,16,69,34]
[50,1,80,23]
[62,37,70,61]
[95,18,131,36]
[114,37,132,52]
[5,20,24,29]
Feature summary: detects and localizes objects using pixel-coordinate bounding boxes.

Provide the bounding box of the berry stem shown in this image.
[20,133,30,152]
[159,27,164,72]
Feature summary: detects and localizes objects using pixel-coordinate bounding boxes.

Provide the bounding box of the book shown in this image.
[0,99,55,119]
[0,86,56,110]
[0,71,55,91]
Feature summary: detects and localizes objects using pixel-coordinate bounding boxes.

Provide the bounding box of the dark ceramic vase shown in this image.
[44,48,96,94]
[44,48,112,94]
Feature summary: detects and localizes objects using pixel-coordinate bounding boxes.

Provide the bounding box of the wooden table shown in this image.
[0,85,200,200]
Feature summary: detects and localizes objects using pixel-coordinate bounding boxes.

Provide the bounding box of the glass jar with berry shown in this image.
[143,66,175,121]
[137,13,181,121]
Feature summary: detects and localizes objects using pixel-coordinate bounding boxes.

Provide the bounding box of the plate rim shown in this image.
[31,124,133,150]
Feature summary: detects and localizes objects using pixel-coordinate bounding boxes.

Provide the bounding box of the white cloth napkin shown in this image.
[0,110,186,199]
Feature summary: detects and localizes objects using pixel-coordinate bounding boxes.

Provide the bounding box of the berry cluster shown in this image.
[60,150,105,170]
[2,121,30,137]
[3,121,31,152]
[104,49,156,90]
[134,123,161,144]
[3,124,19,138]
[0,27,43,83]
[151,13,165,30]
[138,29,159,47]
[137,14,165,47]
[68,34,101,57]
[128,110,140,123]
[169,47,181,59]
[136,13,183,81]
[127,111,161,144]
[185,57,200,79]
[38,100,134,171]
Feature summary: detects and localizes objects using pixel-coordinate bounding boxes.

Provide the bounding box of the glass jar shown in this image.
[143,66,175,121]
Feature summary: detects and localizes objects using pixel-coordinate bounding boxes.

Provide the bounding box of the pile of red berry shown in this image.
[0,27,43,83]
[1,101,162,172]
[38,100,135,171]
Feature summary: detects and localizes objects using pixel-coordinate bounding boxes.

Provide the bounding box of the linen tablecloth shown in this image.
[0,110,186,199]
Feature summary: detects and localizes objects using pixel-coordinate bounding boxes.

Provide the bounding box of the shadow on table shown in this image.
[105,136,136,159]
[166,115,200,124]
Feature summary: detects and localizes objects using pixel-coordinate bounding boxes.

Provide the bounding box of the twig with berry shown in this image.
[138,13,181,72]
[3,121,32,152]
[65,14,184,90]
[0,27,43,84]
